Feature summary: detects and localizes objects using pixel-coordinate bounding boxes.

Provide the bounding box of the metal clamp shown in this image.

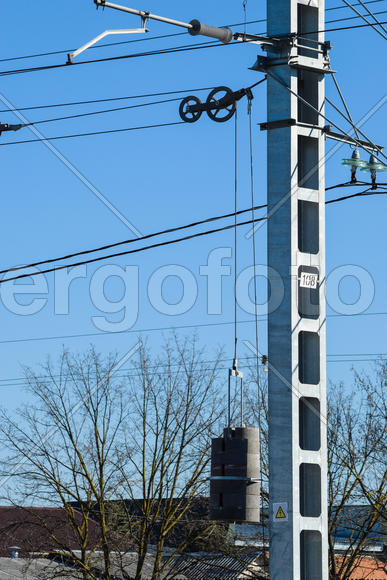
[0,123,23,135]
[228,358,244,429]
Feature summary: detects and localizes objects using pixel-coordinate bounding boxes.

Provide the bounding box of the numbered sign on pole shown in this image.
[299,271,319,289]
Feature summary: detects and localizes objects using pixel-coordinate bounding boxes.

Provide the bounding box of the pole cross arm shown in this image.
[323,126,384,152]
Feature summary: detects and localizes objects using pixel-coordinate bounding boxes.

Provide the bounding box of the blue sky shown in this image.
[0,0,386,409]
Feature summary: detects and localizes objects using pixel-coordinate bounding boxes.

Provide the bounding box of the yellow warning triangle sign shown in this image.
[275,506,286,519]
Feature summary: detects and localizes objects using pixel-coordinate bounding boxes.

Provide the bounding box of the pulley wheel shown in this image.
[179,96,202,123]
[206,86,236,123]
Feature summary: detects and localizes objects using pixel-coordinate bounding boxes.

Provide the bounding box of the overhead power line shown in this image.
[328,0,386,10]
[340,0,387,39]
[0,120,186,146]
[295,17,387,35]
[26,96,184,126]
[0,310,385,346]
[326,76,387,161]
[0,204,267,276]
[326,189,387,203]
[0,77,269,144]
[0,103,384,155]
[0,3,383,65]
[0,352,384,387]
[267,69,387,165]
[1,185,384,278]
[0,19,386,79]
[0,217,267,285]
[0,187,383,283]
[326,8,387,25]
[0,87,214,114]
[0,18,264,64]
[355,0,387,33]
[0,40,236,78]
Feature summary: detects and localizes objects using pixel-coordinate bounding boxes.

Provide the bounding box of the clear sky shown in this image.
[0,0,386,411]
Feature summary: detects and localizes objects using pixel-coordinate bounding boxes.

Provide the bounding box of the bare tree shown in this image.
[0,337,226,580]
[4,340,383,580]
[0,346,132,579]
[112,335,225,580]
[327,361,386,580]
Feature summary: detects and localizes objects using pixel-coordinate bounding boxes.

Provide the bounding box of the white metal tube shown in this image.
[94,0,235,42]
[95,0,193,29]
[69,28,147,61]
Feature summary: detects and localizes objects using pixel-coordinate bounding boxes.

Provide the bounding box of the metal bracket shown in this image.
[0,123,23,135]
[251,54,334,75]
[288,55,334,74]
[67,27,148,63]
[141,13,149,27]
[323,126,384,151]
[260,119,326,131]
[210,476,260,484]
[233,31,279,47]
[260,118,297,131]
[229,357,243,379]
[250,55,288,72]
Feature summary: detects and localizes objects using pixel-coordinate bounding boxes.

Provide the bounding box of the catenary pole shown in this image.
[78,1,330,577]
[264,0,329,577]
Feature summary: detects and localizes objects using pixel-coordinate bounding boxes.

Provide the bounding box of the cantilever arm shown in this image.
[67,27,148,63]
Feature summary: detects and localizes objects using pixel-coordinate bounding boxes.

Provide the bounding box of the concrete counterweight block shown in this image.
[210,426,260,523]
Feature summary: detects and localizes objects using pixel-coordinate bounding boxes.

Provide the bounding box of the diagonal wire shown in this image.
[245,88,387,241]
[340,0,387,39]
[266,69,387,164]
[355,0,387,33]
[0,91,143,237]
[326,95,387,161]
[0,217,267,285]
[330,72,360,140]
[234,108,239,362]
[24,97,184,126]
[0,204,267,276]
[0,120,185,146]
[326,180,387,190]
[0,87,214,114]
[247,97,267,573]
[326,187,387,203]
[247,100,260,394]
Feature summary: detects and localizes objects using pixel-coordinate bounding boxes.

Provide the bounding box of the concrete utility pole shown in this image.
[264,0,329,577]
[83,1,330,577]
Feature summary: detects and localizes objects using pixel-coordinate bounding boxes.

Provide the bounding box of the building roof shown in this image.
[336,556,387,579]
[167,553,267,580]
[0,557,83,579]
[0,506,103,558]
[332,506,385,548]
[0,554,184,580]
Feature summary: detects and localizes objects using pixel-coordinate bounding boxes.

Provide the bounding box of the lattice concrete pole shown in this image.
[265,0,328,577]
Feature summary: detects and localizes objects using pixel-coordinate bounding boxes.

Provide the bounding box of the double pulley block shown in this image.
[179,86,253,123]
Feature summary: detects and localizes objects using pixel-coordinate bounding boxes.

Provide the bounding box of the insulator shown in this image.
[210,426,260,523]
[189,20,233,44]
